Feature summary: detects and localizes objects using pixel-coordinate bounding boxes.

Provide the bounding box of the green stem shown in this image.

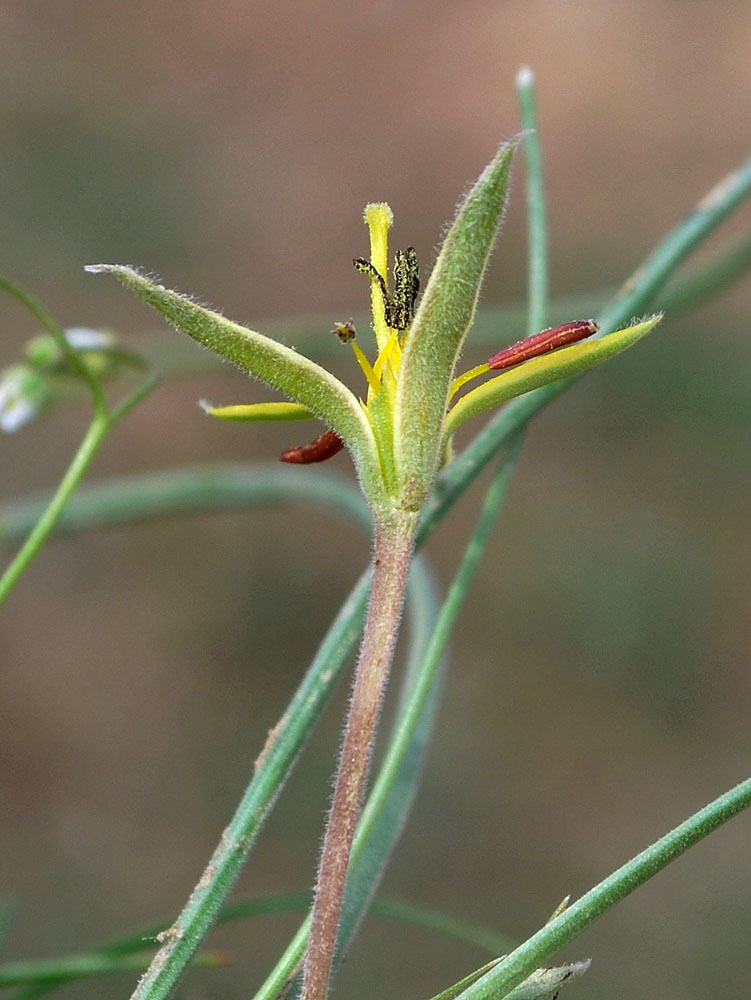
[127,574,369,1000]
[0,369,160,606]
[0,951,224,988]
[0,893,510,996]
[256,437,525,1000]
[0,465,372,546]
[127,518,432,1000]
[452,778,751,1000]
[300,510,419,1000]
[0,275,159,606]
[0,413,110,605]
[424,156,751,535]
[516,66,548,336]
[130,225,750,378]
[0,274,106,410]
[657,230,751,316]
[596,158,751,336]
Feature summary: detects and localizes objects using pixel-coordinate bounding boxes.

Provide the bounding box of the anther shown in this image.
[331,320,357,343]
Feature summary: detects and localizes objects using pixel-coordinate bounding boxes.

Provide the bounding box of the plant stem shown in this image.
[454,777,751,1000]
[516,65,548,337]
[0,412,110,605]
[0,273,106,409]
[301,509,419,1000]
[126,538,431,1000]
[0,372,158,607]
[0,464,372,546]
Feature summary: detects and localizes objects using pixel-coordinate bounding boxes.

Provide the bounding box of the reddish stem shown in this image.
[300,511,418,1000]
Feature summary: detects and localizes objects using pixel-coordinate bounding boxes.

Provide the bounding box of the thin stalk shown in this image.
[451,778,751,1000]
[0,276,158,606]
[0,274,105,409]
[0,371,159,606]
[127,518,432,1000]
[0,465,373,546]
[657,230,751,316]
[0,892,509,998]
[0,412,109,604]
[130,224,750,379]
[596,158,751,336]
[425,155,751,534]
[516,66,548,336]
[301,510,419,1000]
[256,435,524,1000]
[348,442,524,929]
[0,951,225,988]
[126,576,371,1000]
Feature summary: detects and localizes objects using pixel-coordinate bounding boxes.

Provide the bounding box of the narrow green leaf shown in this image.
[393,136,523,509]
[0,950,226,987]
[454,779,751,1000]
[85,265,383,502]
[443,315,661,441]
[428,958,502,1000]
[0,464,373,545]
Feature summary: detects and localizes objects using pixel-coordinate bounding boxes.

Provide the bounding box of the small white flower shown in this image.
[63,326,116,351]
[0,364,50,433]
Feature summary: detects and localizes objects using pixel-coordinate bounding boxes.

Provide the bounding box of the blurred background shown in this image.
[1,2,750,998]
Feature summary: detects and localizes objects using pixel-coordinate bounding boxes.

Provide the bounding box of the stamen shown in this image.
[353,258,389,310]
[389,247,419,332]
[354,247,420,334]
[331,320,357,343]
[350,341,381,396]
[372,330,401,382]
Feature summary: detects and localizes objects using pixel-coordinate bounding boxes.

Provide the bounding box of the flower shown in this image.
[0,364,51,433]
[86,137,659,516]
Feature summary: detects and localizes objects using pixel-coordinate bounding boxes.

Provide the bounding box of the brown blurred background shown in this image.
[1,2,750,998]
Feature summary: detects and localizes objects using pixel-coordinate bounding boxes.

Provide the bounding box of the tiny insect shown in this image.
[279,428,344,464]
[487,319,598,370]
[353,246,420,331]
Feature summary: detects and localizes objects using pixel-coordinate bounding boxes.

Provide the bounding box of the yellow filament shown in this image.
[373,329,401,382]
[351,341,381,397]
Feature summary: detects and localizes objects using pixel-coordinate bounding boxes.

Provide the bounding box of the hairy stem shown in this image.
[301,509,418,1000]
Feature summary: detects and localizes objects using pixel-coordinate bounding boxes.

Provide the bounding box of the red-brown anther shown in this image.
[487,319,599,371]
[279,428,345,464]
